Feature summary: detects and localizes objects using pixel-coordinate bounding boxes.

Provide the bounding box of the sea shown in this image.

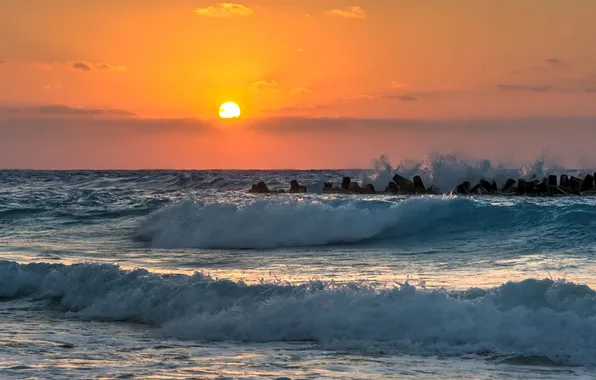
[2,157,596,379]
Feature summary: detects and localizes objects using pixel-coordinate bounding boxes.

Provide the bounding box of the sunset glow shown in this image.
[1,1,596,169]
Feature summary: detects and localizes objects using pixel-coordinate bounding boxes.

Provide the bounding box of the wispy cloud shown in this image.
[72,62,91,71]
[497,84,553,92]
[0,104,137,118]
[289,87,311,95]
[390,81,408,89]
[383,94,420,102]
[70,61,129,72]
[497,73,596,94]
[326,6,367,19]
[96,63,129,71]
[43,84,63,90]
[259,104,329,117]
[347,92,422,102]
[544,58,566,66]
[195,3,254,18]
[252,80,279,90]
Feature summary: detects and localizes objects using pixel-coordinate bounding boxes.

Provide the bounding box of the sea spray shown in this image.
[360,153,590,194]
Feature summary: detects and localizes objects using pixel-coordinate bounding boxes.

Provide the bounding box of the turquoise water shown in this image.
[1,169,596,379]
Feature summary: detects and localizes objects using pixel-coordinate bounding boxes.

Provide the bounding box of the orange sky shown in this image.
[1,1,596,169]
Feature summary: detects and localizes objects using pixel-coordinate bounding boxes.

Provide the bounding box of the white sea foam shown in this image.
[136,196,471,249]
[136,195,596,250]
[2,260,596,365]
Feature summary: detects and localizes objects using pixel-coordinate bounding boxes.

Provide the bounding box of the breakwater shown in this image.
[249,173,596,196]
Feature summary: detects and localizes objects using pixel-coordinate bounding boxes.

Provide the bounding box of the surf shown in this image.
[1,260,596,366]
[136,196,596,250]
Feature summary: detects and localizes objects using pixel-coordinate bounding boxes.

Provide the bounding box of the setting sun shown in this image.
[219,102,241,119]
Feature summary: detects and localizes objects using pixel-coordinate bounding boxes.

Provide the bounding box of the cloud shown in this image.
[497,84,553,92]
[69,61,129,72]
[252,80,279,90]
[347,86,462,103]
[289,87,311,95]
[0,104,137,118]
[390,81,408,89]
[345,93,379,100]
[397,95,419,102]
[195,3,254,18]
[260,104,327,116]
[544,58,566,65]
[326,6,367,19]
[43,84,63,90]
[382,94,420,102]
[71,62,92,71]
[96,63,129,71]
[348,92,421,101]
[497,78,596,93]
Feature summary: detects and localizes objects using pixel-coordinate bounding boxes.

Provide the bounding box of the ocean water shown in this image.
[2,161,596,379]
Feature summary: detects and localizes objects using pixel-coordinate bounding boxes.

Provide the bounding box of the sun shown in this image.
[219,102,241,119]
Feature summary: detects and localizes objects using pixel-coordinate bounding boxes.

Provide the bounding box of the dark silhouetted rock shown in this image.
[456,181,471,194]
[525,180,539,194]
[502,178,516,192]
[548,175,557,187]
[289,180,307,193]
[249,181,270,193]
[491,181,498,192]
[363,184,376,194]
[341,177,351,190]
[392,174,414,193]
[385,181,399,193]
[570,176,582,190]
[560,174,569,188]
[348,182,361,193]
[580,174,595,192]
[536,180,548,194]
[413,175,426,193]
[516,179,527,195]
[323,182,333,188]
[479,179,492,193]
[471,184,490,195]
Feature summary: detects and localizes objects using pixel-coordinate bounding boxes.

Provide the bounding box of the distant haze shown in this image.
[1,116,595,169]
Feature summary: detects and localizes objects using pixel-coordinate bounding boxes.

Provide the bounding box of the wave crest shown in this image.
[2,260,596,365]
[136,196,469,249]
[136,196,596,250]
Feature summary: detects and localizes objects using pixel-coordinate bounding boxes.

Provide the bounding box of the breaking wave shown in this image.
[136,196,596,249]
[2,260,596,365]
